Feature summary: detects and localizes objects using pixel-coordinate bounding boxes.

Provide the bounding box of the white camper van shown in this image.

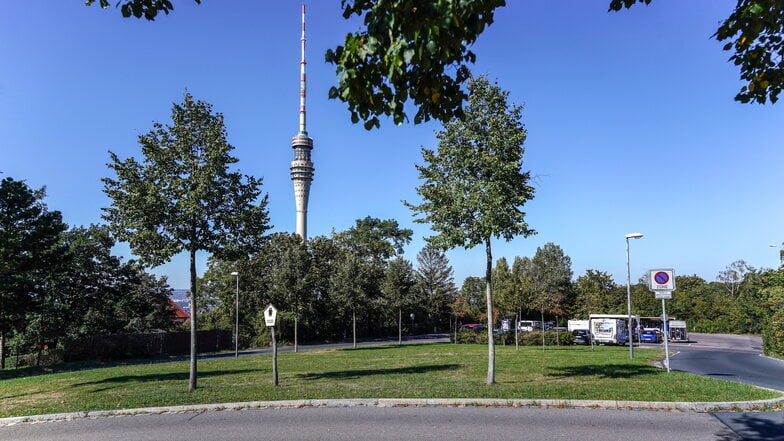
[518,320,542,332]
[589,314,628,345]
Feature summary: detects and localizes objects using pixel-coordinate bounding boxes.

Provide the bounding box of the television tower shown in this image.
[290,4,314,241]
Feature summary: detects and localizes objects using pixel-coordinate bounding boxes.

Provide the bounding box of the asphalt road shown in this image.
[668,333,784,392]
[0,407,748,441]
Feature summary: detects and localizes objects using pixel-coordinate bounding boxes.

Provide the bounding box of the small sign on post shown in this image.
[264,304,278,327]
[264,304,279,386]
[649,269,675,372]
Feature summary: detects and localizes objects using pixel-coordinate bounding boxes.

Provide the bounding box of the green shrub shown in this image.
[453,330,573,346]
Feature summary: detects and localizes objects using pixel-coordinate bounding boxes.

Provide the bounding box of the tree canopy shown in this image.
[0,178,67,368]
[610,0,784,104]
[406,74,535,384]
[103,91,271,390]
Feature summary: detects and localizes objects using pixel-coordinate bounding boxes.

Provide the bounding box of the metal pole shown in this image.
[235,273,239,358]
[626,237,634,359]
[271,326,279,386]
[662,298,671,372]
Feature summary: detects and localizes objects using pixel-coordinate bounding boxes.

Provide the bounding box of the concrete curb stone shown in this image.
[2,396,783,427]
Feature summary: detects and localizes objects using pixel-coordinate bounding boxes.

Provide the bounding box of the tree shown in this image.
[491,257,514,321]
[330,254,371,348]
[382,257,417,345]
[86,1,506,129]
[0,178,67,369]
[573,270,617,319]
[268,234,311,352]
[415,246,457,331]
[406,75,535,384]
[717,259,750,296]
[531,243,573,346]
[332,217,412,344]
[610,0,784,105]
[102,92,271,391]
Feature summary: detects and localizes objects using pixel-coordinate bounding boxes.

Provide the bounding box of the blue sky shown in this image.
[2,1,783,290]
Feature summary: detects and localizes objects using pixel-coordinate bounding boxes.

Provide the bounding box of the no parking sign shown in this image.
[649,269,675,291]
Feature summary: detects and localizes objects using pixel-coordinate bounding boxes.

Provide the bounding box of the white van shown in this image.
[518,320,542,332]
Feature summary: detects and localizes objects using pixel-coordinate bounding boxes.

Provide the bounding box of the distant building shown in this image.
[168,298,190,325]
[170,289,191,315]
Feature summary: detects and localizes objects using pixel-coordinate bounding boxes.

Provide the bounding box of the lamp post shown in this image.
[625,233,643,359]
[769,242,784,267]
[231,271,239,358]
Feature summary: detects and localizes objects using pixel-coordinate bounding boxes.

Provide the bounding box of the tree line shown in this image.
[0,177,174,369]
[198,221,458,351]
[455,244,784,357]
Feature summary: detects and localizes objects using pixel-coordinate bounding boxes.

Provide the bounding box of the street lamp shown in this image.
[625,232,643,359]
[231,271,239,358]
[769,243,783,267]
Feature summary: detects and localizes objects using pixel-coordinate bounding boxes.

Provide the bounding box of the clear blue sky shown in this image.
[2,1,782,290]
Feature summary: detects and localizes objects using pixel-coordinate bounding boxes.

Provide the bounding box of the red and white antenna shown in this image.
[298,3,307,134]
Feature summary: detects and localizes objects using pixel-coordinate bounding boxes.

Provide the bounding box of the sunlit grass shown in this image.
[0,343,779,418]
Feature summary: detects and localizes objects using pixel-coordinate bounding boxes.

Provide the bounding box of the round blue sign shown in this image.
[654,271,670,284]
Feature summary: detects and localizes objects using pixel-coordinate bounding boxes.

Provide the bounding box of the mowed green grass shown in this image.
[0,343,779,418]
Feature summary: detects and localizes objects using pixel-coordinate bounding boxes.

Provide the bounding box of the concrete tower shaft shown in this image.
[290,4,314,241]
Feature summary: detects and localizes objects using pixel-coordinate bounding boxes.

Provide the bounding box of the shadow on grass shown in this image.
[336,342,447,352]
[548,364,660,379]
[73,368,262,389]
[297,364,460,380]
[0,360,128,381]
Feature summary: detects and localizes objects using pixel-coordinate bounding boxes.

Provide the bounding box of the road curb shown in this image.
[3,396,783,427]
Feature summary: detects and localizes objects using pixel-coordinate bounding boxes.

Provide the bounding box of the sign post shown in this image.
[649,270,675,372]
[264,304,279,386]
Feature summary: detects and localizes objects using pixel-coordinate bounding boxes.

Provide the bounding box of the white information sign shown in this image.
[655,290,672,299]
[264,304,278,327]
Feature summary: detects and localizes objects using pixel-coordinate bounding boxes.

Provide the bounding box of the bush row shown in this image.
[452,330,574,346]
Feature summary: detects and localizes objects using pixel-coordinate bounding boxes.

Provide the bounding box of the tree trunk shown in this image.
[352,309,357,349]
[485,239,495,385]
[188,248,198,392]
[540,303,545,350]
[398,308,402,345]
[0,331,4,370]
[294,315,298,353]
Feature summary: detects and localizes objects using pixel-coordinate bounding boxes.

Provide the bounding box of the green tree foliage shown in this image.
[455,276,485,324]
[531,243,573,320]
[267,234,311,351]
[382,257,417,344]
[326,0,506,129]
[85,0,194,20]
[102,92,271,391]
[491,257,513,321]
[406,75,535,384]
[717,259,750,296]
[573,270,618,318]
[610,0,784,105]
[330,254,371,348]
[20,225,174,357]
[0,178,67,369]
[332,217,412,345]
[414,246,457,331]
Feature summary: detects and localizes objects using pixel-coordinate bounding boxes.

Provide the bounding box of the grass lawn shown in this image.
[0,343,780,418]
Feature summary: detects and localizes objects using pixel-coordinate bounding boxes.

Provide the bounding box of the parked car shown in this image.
[460,323,486,331]
[640,329,661,343]
[572,329,591,345]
